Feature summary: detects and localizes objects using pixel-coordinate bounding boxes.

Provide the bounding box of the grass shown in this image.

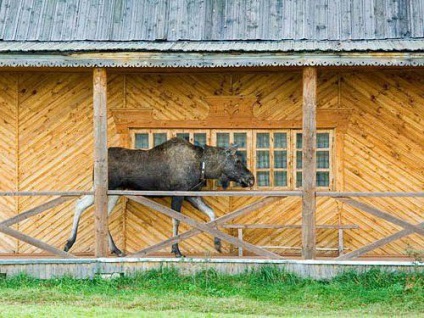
[0,267,423,317]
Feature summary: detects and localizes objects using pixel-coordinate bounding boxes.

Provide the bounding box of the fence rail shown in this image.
[0,190,422,260]
[1,190,424,197]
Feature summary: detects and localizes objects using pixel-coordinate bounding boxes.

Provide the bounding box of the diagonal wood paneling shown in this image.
[0,70,423,258]
[124,71,345,257]
[17,72,124,255]
[341,71,424,257]
[0,73,18,253]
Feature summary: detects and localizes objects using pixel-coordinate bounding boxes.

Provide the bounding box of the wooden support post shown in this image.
[93,68,108,257]
[238,229,244,257]
[338,228,344,256]
[302,67,317,259]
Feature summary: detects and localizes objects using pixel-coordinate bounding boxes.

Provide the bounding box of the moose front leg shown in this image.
[171,196,185,258]
[186,196,221,253]
[64,195,94,252]
[64,195,123,256]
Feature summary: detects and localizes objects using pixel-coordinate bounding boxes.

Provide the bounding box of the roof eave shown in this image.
[0,51,423,68]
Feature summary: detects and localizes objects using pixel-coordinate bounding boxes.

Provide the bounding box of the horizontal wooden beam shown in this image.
[111,108,351,133]
[111,190,300,197]
[0,191,93,196]
[2,191,424,198]
[222,224,359,230]
[318,192,424,197]
[260,246,339,251]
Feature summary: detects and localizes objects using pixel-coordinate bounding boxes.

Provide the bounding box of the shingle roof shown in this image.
[0,39,423,53]
[0,0,422,52]
[0,0,423,68]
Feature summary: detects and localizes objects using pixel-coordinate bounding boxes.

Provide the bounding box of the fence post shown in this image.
[302,67,317,259]
[93,68,108,257]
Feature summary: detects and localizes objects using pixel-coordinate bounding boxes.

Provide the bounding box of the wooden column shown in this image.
[93,68,108,257]
[302,67,317,259]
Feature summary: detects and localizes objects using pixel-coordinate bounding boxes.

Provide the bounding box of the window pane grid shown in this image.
[134,129,332,190]
[194,133,207,146]
[213,131,250,189]
[294,131,332,189]
[255,131,289,188]
[135,133,149,149]
[153,133,167,147]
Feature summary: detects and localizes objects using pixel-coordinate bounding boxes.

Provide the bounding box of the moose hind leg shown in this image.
[106,195,125,257]
[171,196,184,258]
[186,196,221,253]
[64,195,94,252]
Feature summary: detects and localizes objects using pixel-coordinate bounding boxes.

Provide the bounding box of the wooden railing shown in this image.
[222,223,359,257]
[0,190,423,260]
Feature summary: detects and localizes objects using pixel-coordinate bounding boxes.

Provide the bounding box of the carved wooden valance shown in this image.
[111,95,352,133]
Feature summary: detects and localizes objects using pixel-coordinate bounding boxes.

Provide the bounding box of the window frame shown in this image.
[211,130,253,189]
[292,129,334,191]
[253,130,292,190]
[131,128,335,191]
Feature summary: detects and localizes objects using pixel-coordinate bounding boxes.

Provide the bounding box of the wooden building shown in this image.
[0,0,423,260]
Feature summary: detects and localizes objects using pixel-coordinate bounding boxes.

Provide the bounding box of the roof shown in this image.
[0,39,423,53]
[0,0,422,68]
[1,0,423,44]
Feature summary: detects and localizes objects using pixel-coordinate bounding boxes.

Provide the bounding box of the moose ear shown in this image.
[225,144,239,156]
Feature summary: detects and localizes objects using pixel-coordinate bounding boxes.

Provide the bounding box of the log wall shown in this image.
[0,69,422,258]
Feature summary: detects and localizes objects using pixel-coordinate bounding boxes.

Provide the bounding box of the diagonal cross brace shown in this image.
[126,195,285,259]
[128,196,282,257]
[336,197,424,260]
[0,196,76,258]
[0,196,74,227]
[0,225,76,258]
[338,198,424,236]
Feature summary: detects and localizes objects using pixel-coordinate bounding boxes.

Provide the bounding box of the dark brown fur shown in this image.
[65,138,254,257]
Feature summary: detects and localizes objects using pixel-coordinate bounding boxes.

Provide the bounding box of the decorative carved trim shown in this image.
[1,53,424,68]
[204,96,256,119]
[111,108,352,133]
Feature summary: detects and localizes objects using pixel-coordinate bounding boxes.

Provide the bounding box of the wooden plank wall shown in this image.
[341,71,424,257]
[0,70,422,258]
[123,72,341,256]
[0,74,18,253]
[0,73,123,255]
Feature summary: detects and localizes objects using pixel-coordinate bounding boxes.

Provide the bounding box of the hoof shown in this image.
[214,237,222,253]
[111,248,125,257]
[171,244,185,258]
[64,240,73,252]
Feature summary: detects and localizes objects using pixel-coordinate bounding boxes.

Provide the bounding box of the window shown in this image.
[212,131,251,166]
[254,132,288,187]
[134,130,208,149]
[294,131,332,189]
[132,129,334,190]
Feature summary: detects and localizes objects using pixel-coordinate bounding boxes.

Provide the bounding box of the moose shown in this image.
[64,137,255,257]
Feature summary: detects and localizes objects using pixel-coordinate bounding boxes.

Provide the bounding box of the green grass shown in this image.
[0,267,423,317]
